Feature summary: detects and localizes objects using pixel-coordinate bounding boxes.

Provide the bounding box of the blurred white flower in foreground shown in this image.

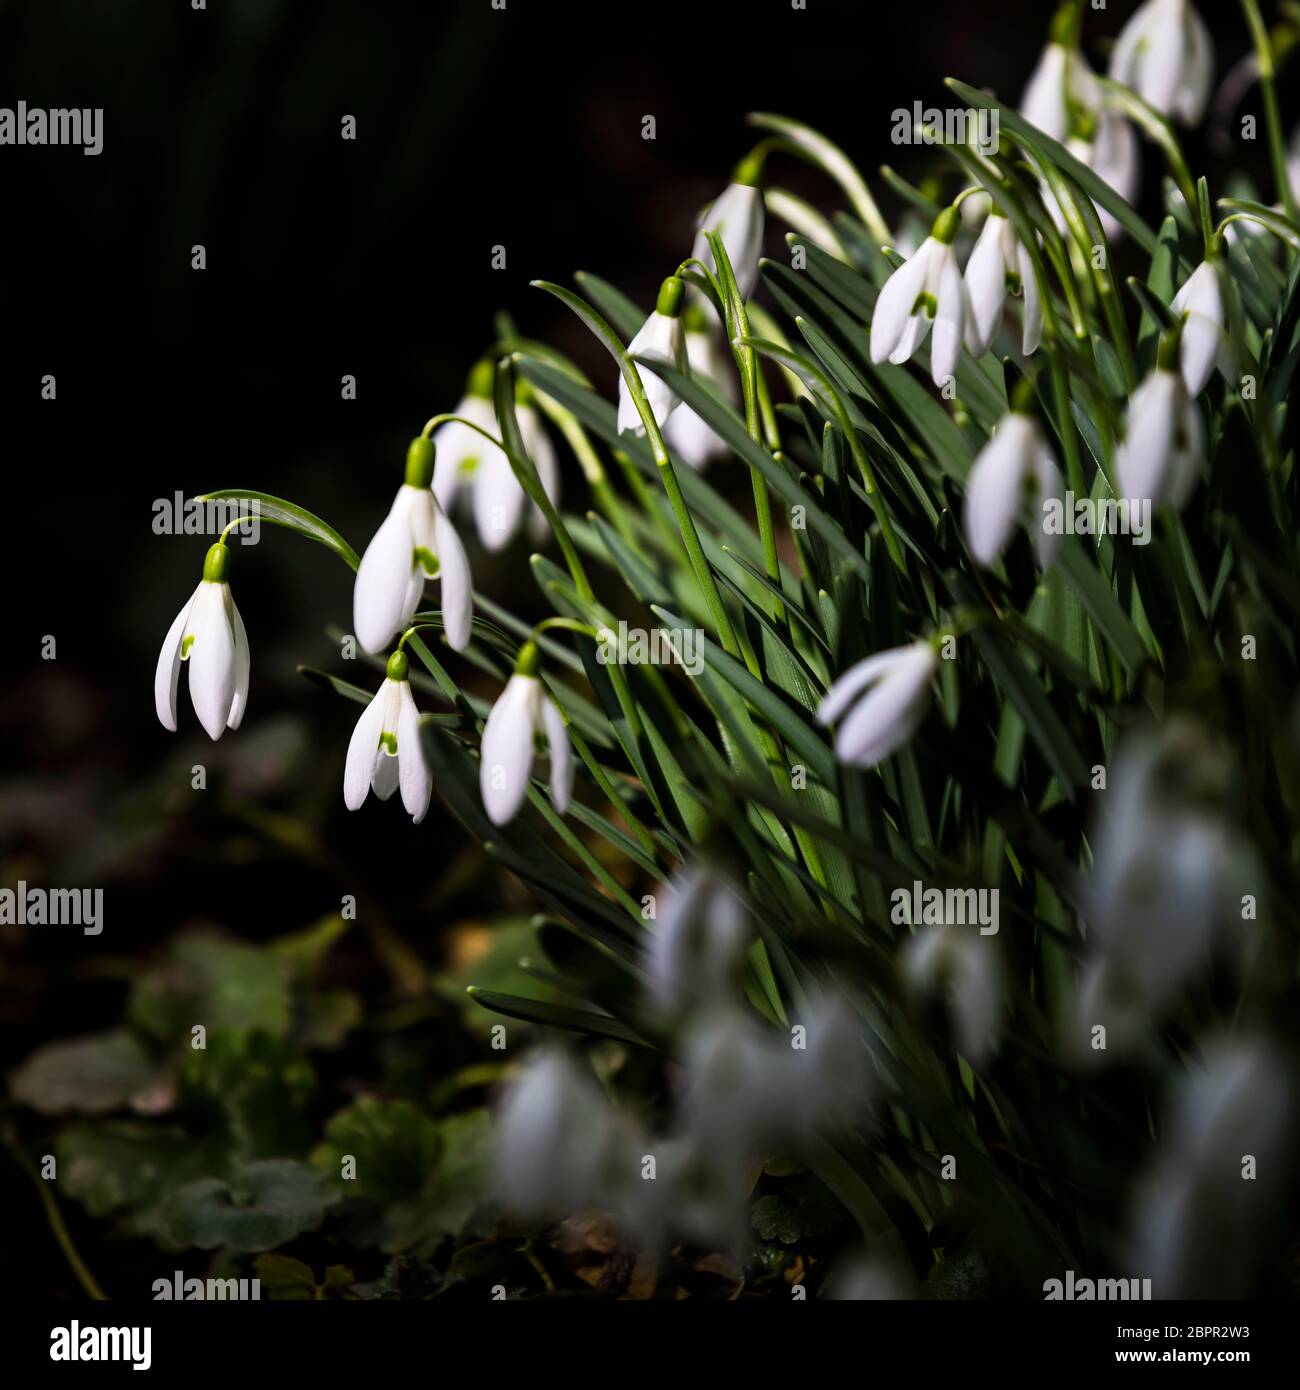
[494,1050,628,1218]
[618,276,686,436]
[353,437,472,654]
[1131,1040,1291,1298]
[870,205,970,387]
[1114,355,1204,510]
[1109,0,1213,126]
[343,650,432,824]
[691,169,765,300]
[155,541,249,741]
[432,368,560,551]
[647,867,750,1013]
[1171,256,1229,397]
[903,926,1003,1062]
[818,641,939,769]
[963,210,1043,357]
[479,641,573,827]
[1076,721,1255,1059]
[963,403,1063,568]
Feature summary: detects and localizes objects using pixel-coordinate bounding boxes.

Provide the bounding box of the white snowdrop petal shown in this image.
[817,647,912,728]
[963,417,1035,567]
[353,493,417,655]
[963,216,1008,357]
[834,648,935,768]
[371,747,400,801]
[344,686,388,811]
[1117,371,1178,503]
[226,589,250,730]
[473,446,526,552]
[186,582,237,741]
[540,694,573,814]
[154,582,201,733]
[433,504,473,652]
[396,682,432,824]
[929,249,968,387]
[480,675,540,826]
[870,243,931,364]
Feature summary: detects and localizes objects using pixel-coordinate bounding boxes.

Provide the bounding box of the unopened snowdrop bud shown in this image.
[478,641,574,826]
[903,927,1003,1063]
[647,867,750,1012]
[1115,333,1204,510]
[342,649,433,824]
[494,1049,621,1217]
[870,205,971,387]
[155,541,250,740]
[690,155,766,299]
[817,641,939,769]
[1170,252,1228,397]
[353,437,472,655]
[1110,0,1213,126]
[963,210,1043,358]
[617,276,687,436]
[963,389,1063,568]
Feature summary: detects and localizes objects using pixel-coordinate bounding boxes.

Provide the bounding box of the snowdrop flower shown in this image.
[663,318,735,469]
[432,363,560,551]
[964,394,1063,568]
[818,641,939,769]
[155,541,249,740]
[903,927,1003,1063]
[352,436,472,656]
[647,867,749,1011]
[690,159,765,299]
[342,650,432,824]
[1131,1039,1290,1298]
[479,641,573,826]
[870,205,970,387]
[1110,0,1213,126]
[1021,30,1139,243]
[1170,253,1228,397]
[495,1049,625,1217]
[618,275,687,436]
[963,209,1043,357]
[1115,335,1204,509]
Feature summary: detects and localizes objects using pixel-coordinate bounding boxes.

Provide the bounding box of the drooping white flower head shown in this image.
[1170,255,1229,397]
[902,926,1003,1063]
[870,204,971,388]
[1114,343,1204,510]
[1021,29,1140,243]
[494,1048,625,1218]
[618,275,687,436]
[431,364,560,551]
[663,320,735,469]
[817,641,940,769]
[964,399,1063,568]
[352,436,472,656]
[478,642,573,826]
[690,162,765,300]
[155,541,250,741]
[1110,0,1213,126]
[647,866,749,1012]
[963,209,1043,358]
[342,650,432,824]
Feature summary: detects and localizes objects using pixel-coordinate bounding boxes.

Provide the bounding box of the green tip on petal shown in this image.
[931,205,961,246]
[386,650,410,682]
[467,358,496,399]
[405,435,436,488]
[514,640,541,677]
[656,276,686,319]
[732,149,765,188]
[202,542,230,584]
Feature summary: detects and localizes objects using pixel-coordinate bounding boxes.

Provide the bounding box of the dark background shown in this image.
[0,0,1279,1297]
